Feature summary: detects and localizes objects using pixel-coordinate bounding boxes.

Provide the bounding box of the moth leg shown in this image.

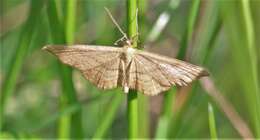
[114,35,128,45]
[119,59,129,94]
[124,86,129,94]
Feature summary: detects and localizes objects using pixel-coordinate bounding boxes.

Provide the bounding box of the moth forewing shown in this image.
[128,50,209,95]
[136,50,209,77]
[43,45,209,96]
[43,45,124,90]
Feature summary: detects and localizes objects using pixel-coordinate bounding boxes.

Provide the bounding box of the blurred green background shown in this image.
[1,0,260,139]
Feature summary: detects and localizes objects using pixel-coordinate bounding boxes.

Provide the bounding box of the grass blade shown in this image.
[0,0,45,130]
[127,1,138,138]
[127,91,138,139]
[92,94,123,138]
[208,103,218,139]
[156,0,200,138]
[152,0,181,138]
[64,0,84,138]
[201,78,254,138]
[177,0,200,59]
[219,1,260,137]
[240,1,260,137]
[155,88,176,138]
[137,0,150,138]
[169,1,221,137]
[46,0,83,138]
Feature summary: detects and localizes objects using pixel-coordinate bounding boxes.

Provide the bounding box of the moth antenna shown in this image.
[104,7,128,39]
[135,8,139,37]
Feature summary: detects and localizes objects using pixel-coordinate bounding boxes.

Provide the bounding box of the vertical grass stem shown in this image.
[208,103,218,139]
[127,0,138,138]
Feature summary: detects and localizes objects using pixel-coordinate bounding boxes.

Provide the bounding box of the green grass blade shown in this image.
[219,1,260,137]
[177,0,200,59]
[156,0,200,138]
[240,0,260,137]
[92,94,123,138]
[137,0,150,138]
[208,103,218,139]
[153,0,180,139]
[155,88,176,138]
[64,0,84,138]
[46,1,69,137]
[127,91,138,139]
[0,0,45,130]
[169,1,221,137]
[46,0,83,138]
[127,0,139,139]
[46,0,65,43]
[65,0,76,45]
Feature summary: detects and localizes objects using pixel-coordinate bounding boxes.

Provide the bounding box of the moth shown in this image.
[43,9,209,96]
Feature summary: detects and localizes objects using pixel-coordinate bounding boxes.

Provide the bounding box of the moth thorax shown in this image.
[126,40,132,46]
[125,47,135,62]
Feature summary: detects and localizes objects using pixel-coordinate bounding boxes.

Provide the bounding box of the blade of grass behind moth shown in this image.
[46,0,83,138]
[251,0,260,77]
[92,94,123,139]
[201,78,254,138]
[127,0,138,139]
[208,103,218,139]
[220,1,260,137]
[150,0,181,138]
[145,0,180,45]
[0,0,45,130]
[155,88,176,138]
[155,0,200,138]
[46,0,69,138]
[240,0,260,137]
[176,2,221,138]
[169,1,221,137]
[192,1,221,64]
[137,0,150,138]
[26,93,106,132]
[64,0,84,138]
[177,0,200,59]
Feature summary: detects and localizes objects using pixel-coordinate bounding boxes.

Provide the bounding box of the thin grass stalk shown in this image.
[64,0,84,138]
[26,94,105,132]
[155,0,200,138]
[153,0,180,138]
[208,103,218,139]
[178,2,220,137]
[169,1,221,137]
[137,0,150,138]
[65,0,76,44]
[201,78,254,138]
[155,88,176,138]
[46,1,67,138]
[240,0,260,137]
[194,1,220,64]
[46,0,69,138]
[0,0,45,130]
[220,1,259,137]
[46,0,83,138]
[127,0,138,138]
[92,94,123,138]
[177,0,200,59]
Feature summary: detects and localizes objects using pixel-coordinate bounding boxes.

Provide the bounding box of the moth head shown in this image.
[117,37,133,47]
[125,39,132,46]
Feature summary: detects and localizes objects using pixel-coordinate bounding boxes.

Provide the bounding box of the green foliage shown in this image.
[1,0,45,130]
[127,0,139,139]
[1,0,259,139]
[208,103,218,139]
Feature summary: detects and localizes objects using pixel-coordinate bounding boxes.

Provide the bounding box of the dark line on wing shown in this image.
[134,57,166,88]
[137,55,172,86]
